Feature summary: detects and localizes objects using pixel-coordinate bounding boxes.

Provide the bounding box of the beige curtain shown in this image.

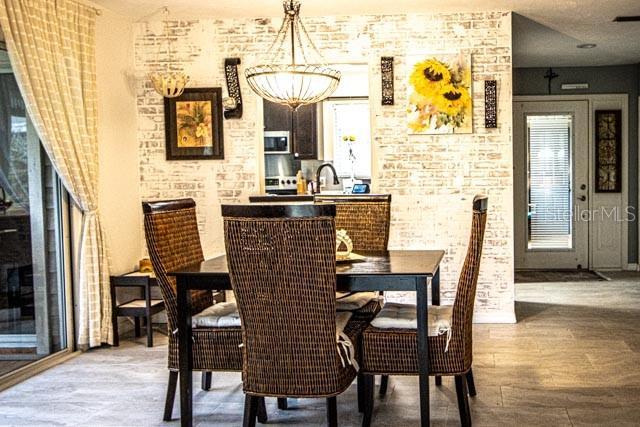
[0,0,112,347]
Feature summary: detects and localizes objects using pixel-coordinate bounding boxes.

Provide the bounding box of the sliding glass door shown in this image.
[0,48,69,380]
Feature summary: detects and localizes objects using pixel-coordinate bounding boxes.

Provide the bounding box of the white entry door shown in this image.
[514,101,589,269]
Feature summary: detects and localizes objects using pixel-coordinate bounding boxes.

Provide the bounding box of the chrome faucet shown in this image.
[314,163,340,194]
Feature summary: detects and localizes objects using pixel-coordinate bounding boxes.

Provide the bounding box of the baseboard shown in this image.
[624,263,639,271]
[473,310,517,324]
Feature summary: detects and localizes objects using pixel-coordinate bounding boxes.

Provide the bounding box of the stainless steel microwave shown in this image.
[264,131,290,154]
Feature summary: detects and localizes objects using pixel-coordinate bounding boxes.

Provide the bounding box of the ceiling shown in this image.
[92,0,640,67]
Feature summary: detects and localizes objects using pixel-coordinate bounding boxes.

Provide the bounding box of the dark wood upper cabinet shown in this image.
[292,104,318,160]
[263,100,318,160]
[263,100,292,133]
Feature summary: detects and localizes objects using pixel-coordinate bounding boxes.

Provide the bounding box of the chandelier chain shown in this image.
[297,16,326,65]
[163,7,170,72]
[264,12,290,61]
[148,6,189,97]
[293,20,308,64]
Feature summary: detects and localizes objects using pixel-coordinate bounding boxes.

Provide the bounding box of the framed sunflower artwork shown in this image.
[164,88,224,160]
[595,110,621,193]
[407,53,472,134]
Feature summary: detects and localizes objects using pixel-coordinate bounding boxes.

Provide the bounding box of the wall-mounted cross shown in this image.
[543,67,559,95]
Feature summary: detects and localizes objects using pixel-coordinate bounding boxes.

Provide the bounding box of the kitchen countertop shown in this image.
[248,194,314,203]
[248,193,391,203]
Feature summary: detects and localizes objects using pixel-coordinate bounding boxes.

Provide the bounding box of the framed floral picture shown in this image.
[407,53,472,134]
[164,88,224,160]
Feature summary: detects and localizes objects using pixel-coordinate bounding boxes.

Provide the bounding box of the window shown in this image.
[322,98,371,179]
[526,114,573,250]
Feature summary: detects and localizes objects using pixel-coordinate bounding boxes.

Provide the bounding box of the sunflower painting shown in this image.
[176,100,213,147]
[407,53,472,134]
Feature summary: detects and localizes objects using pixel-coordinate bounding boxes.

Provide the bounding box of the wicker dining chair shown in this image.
[222,203,368,427]
[314,194,393,409]
[314,194,391,322]
[359,195,488,427]
[142,199,268,422]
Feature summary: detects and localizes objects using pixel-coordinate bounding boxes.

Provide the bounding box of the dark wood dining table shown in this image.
[170,249,445,427]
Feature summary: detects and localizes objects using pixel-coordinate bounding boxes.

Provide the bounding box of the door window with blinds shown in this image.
[526,114,573,250]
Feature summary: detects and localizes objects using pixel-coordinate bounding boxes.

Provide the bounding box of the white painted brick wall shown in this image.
[134,11,515,322]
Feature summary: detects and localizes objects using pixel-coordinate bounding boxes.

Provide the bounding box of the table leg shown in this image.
[416,276,430,427]
[431,268,441,386]
[177,277,193,427]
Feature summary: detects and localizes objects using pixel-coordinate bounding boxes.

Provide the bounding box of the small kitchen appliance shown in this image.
[264,131,290,154]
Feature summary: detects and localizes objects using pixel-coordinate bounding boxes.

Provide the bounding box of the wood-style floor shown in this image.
[0,272,639,426]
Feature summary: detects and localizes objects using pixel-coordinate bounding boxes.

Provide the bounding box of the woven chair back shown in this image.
[223,204,352,397]
[450,195,488,369]
[315,195,391,251]
[142,199,212,332]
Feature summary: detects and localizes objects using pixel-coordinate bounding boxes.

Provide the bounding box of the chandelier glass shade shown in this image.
[149,7,189,98]
[245,1,340,110]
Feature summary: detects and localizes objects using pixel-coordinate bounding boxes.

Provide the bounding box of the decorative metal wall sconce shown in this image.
[381,56,394,105]
[223,58,243,119]
[484,80,497,128]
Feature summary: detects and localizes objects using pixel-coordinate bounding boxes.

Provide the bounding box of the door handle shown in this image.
[578,195,587,201]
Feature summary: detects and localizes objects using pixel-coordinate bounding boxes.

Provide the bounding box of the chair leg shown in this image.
[146,314,154,347]
[379,375,389,397]
[357,373,364,412]
[201,371,212,391]
[112,314,119,347]
[327,396,337,427]
[134,317,141,337]
[242,395,259,427]
[435,375,442,386]
[163,371,178,421]
[362,374,374,427]
[455,375,472,427]
[466,368,477,397]
[256,397,268,424]
[277,397,288,410]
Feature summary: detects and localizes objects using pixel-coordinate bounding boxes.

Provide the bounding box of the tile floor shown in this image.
[0,272,639,426]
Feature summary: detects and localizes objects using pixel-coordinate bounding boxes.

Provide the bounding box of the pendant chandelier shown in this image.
[245,1,341,110]
[149,7,189,98]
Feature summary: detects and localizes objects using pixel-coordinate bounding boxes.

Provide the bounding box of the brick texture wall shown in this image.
[134,11,515,322]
